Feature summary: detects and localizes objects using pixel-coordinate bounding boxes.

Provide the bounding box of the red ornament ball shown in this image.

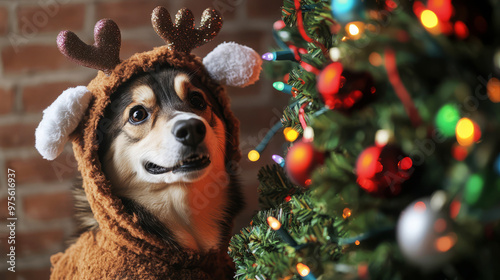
[317,63,376,111]
[355,145,413,196]
[285,140,324,186]
[317,62,343,99]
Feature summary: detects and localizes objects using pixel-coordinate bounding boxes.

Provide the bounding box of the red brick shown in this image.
[2,44,75,74]
[0,229,65,257]
[18,230,65,256]
[0,123,37,148]
[0,197,10,220]
[247,0,283,19]
[0,6,8,35]
[0,87,14,115]
[96,0,165,29]
[194,29,266,58]
[181,0,237,20]
[226,80,262,97]
[23,191,74,220]
[121,39,161,60]
[17,3,85,33]
[1,267,51,280]
[22,81,77,113]
[6,153,78,184]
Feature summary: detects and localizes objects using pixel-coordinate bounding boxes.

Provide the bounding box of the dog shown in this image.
[73,67,243,252]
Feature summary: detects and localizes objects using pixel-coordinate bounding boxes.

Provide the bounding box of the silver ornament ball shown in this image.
[396,197,457,270]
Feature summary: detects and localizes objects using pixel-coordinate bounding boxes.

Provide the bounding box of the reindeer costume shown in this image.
[35,7,261,279]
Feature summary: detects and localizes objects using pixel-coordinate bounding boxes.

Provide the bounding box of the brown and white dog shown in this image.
[35,7,262,277]
[74,68,243,251]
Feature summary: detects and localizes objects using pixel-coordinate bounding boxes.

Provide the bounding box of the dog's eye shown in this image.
[129,106,149,124]
[188,91,207,110]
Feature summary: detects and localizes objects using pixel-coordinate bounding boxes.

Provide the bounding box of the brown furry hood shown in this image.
[35,6,261,279]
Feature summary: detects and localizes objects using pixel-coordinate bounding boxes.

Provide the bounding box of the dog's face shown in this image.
[99,68,227,188]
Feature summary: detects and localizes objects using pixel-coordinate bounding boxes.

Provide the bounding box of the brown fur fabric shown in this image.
[50,46,241,279]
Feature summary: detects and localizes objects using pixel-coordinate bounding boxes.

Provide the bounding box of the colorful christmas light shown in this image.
[248,150,260,162]
[494,154,500,175]
[435,104,460,137]
[456,118,475,146]
[284,127,299,142]
[249,121,283,162]
[272,155,285,167]
[273,81,297,95]
[262,50,297,62]
[487,77,500,103]
[296,263,317,280]
[331,0,360,23]
[420,9,439,29]
[273,20,286,30]
[267,216,298,247]
[346,22,364,40]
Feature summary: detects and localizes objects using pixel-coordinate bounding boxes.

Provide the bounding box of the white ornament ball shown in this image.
[396,198,457,270]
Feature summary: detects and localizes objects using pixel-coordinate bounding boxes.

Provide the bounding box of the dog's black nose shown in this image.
[172,118,206,146]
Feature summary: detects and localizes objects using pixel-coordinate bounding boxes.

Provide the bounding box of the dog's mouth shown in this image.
[144,154,211,175]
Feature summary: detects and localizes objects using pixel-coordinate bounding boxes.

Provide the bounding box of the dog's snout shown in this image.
[172,118,206,146]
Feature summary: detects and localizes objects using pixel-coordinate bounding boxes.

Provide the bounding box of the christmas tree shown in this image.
[229,0,500,279]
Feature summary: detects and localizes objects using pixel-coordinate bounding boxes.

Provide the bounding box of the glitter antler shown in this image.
[57,19,121,73]
[152,6,223,53]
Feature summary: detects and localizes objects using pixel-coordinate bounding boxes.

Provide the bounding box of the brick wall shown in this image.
[0,0,288,278]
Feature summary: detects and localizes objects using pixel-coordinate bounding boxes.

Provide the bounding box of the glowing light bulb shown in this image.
[329,47,341,61]
[355,240,360,245]
[421,10,439,29]
[487,77,500,103]
[375,129,391,146]
[296,263,311,277]
[369,52,383,67]
[348,23,360,35]
[261,52,275,61]
[435,234,457,252]
[456,118,474,146]
[248,150,260,162]
[272,155,285,167]
[303,126,314,141]
[284,128,299,142]
[413,201,426,212]
[435,104,460,137]
[273,81,293,94]
[342,208,352,219]
[273,81,285,91]
[273,20,286,30]
[267,216,281,230]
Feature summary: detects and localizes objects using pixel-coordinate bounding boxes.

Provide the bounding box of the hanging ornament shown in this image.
[285,140,324,186]
[355,144,413,196]
[397,197,457,270]
[317,65,376,111]
[317,62,343,104]
[435,104,460,138]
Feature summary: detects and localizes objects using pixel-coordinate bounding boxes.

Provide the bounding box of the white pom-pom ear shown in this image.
[203,42,262,87]
[35,86,92,160]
